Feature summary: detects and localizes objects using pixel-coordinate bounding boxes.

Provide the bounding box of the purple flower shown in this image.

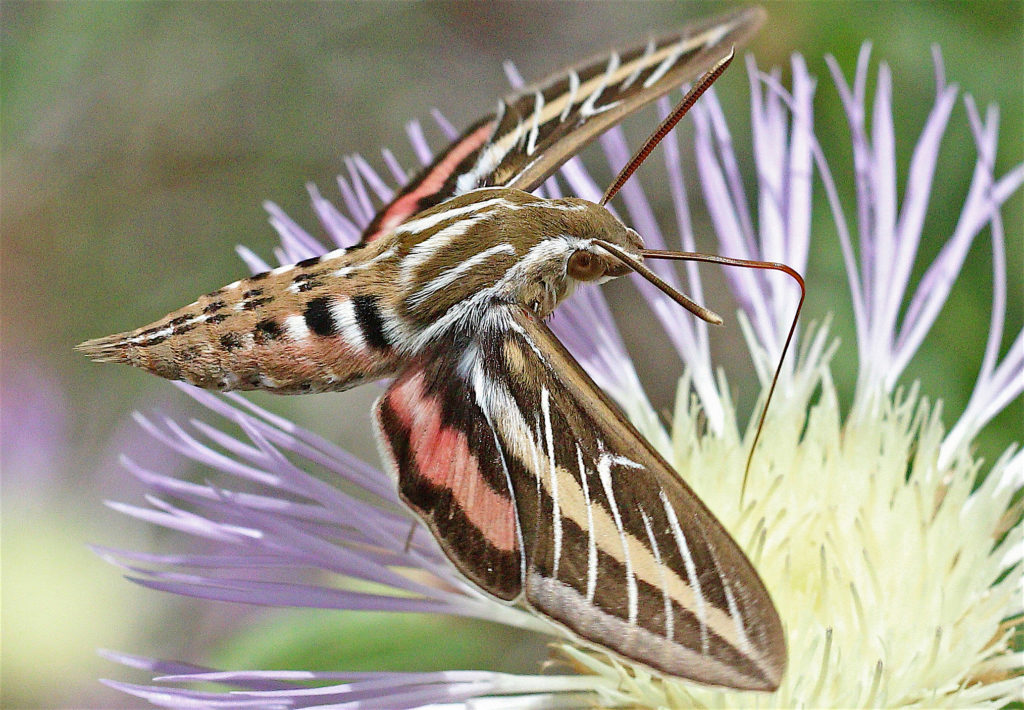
[100,45,1022,708]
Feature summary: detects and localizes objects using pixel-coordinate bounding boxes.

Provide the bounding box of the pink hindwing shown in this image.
[376,353,523,600]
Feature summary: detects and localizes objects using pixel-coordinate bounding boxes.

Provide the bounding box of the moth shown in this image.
[80,7,793,691]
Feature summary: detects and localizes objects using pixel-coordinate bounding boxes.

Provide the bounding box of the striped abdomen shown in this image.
[78,241,407,393]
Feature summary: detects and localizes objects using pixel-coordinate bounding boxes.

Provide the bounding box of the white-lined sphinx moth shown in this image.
[79,7,790,690]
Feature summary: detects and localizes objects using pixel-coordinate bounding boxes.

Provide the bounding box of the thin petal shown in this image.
[264,201,322,262]
[405,119,432,166]
[884,80,957,337]
[351,154,393,205]
[307,182,362,248]
[430,108,458,141]
[235,245,272,275]
[344,156,376,224]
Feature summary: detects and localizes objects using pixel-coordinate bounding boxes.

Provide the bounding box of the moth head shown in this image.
[492,194,646,317]
[553,198,645,286]
[516,194,727,328]
[515,196,644,284]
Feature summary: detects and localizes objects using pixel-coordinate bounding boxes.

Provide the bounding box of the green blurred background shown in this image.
[3,2,1020,707]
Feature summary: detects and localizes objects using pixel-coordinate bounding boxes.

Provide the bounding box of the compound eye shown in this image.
[567,250,605,281]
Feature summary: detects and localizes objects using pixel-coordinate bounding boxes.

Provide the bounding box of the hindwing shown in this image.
[373,305,785,690]
[360,7,765,243]
[374,346,523,600]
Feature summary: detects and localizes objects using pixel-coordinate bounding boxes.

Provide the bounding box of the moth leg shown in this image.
[403,520,418,554]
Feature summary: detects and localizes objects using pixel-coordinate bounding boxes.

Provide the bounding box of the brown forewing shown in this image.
[474,307,785,689]
[360,8,765,243]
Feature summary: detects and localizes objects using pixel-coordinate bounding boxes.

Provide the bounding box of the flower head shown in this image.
[100,44,1022,708]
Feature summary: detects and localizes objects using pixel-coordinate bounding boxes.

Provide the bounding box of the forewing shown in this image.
[471,307,785,690]
[359,7,764,243]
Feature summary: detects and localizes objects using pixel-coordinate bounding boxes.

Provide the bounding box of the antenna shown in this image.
[601,48,735,207]
[594,241,806,505]
[643,250,804,505]
[596,45,806,505]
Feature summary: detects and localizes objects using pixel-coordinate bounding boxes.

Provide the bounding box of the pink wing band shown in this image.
[362,121,495,242]
[387,370,518,553]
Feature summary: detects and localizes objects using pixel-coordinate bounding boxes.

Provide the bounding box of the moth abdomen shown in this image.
[78,245,407,393]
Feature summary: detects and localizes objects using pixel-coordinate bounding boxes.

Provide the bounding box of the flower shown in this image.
[99,44,1022,708]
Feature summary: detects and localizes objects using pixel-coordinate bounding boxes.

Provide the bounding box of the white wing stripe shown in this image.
[541,387,562,579]
[598,452,638,626]
[560,70,580,123]
[722,575,755,657]
[576,444,598,603]
[639,505,674,641]
[642,45,685,89]
[660,488,709,653]
[709,543,755,658]
[531,415,543,502]
[621,39,655,91]
[580,51,620,117]
[471,359,528,584]
[526,91,544,155]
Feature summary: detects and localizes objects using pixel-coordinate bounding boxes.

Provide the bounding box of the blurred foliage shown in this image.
[2,2,1020,707]
[212,610,549,675]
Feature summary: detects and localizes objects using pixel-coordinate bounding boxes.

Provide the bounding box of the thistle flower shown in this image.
[100,45,1022,708]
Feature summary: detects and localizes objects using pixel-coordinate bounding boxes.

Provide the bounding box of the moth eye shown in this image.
[567,250,605,281]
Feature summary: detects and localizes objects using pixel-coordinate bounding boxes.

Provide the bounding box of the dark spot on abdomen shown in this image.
[353,295,391,350]
[304,296,336,337]
[138,335,167,347]
[255,318,281,342]
[219,333,243,351]
[242,297,274,310]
